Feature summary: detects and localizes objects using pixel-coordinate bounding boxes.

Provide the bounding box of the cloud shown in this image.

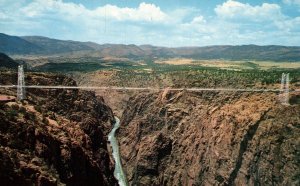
[176,1,300,46]
[0,0,300,46]
[283,0,300,11]
[213,0,300,33]
[283,0,300,5]
[21,0,86,18]
[20,0,168,23]
[0,0,173,44]
[98,3,168,22]
[191,16,206,24]
[215,0,284,22]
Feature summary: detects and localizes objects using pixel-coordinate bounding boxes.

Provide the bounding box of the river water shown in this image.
[108,117,128,186]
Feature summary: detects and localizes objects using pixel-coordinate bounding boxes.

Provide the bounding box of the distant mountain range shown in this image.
[1,33,300,61]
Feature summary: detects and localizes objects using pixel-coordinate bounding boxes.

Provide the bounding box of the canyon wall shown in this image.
[0,72,117,185]
[118,90,300,185]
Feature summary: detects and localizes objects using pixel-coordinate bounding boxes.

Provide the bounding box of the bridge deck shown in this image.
[0,85,299,92]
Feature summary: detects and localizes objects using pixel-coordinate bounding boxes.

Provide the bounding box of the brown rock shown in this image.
[0,72,117,185]
[118,91,300,185]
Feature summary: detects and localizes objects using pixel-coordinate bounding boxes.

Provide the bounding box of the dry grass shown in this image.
[252,61,300,69]
[101,56,130,62]
[155,58,300,70]
[155,58,195,65]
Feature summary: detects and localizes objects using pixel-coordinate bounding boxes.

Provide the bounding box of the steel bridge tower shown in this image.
[17,65,25,101]
[280,73,289,105]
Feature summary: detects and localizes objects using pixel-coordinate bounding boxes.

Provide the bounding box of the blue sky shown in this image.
[0,0,300,46]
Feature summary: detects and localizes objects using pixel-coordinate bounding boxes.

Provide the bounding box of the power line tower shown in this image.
[17,65,25,101]
[280,73,289,105]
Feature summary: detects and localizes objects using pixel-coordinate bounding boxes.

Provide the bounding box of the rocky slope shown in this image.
[0,71,117,185]
[118,90,300,185]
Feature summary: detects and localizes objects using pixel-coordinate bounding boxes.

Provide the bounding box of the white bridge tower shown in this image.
[17,65,25,101]
[280,73,289,105]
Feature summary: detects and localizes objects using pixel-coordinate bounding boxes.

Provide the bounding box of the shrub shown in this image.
[11,104,19,111]
[34,105,42,113]
[7,109,18,121]
[9,138,25,150]
[24,111,36,121]
[42,117,49,125]
[42,112,49,117]
[19,106,27,114]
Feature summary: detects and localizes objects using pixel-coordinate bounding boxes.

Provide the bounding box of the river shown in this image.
[108,116,128,186]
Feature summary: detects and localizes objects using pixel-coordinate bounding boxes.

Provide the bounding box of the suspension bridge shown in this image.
[0,65,297,104]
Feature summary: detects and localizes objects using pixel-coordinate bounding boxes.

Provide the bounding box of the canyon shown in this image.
[117,90,300,185]
[0,49,299,185]
[0,70,117,185]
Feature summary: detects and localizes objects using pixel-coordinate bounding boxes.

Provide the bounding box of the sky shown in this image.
[0,0,300,46]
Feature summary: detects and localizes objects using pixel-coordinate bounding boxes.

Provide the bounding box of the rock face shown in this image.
[0,72,117,185]
[118,90,300,185]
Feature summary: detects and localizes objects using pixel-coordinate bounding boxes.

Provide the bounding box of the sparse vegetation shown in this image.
[23,56,299,90]
[24,111,36,121]
[7,109,18,121]
[11,104,19,111]
[74,65,300,90]
[42,116,49,125]
[34,105,42,112]
[19,106,26,114]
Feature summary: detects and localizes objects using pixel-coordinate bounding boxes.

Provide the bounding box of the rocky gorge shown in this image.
[0,54,300,186]
[1,69,299,186]
[0,70,117,185]
[118,90,300,185]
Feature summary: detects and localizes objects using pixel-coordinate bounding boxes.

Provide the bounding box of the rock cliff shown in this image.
[0,71,117,185]
[118,90,300,185]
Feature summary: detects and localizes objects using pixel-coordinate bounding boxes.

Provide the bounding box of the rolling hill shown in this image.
[1,33,300,61]
[0,33,42,54]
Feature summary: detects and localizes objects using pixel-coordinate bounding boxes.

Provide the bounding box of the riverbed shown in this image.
[108,116,128,186]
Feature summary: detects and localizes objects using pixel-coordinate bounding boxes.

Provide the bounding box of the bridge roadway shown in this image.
[0,85,299,92]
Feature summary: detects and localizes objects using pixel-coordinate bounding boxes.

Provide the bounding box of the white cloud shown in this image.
[0,12,7,19]
[275,16,300,32]
[191,16,206,24]
[174,1,300,46]
[21,0,86,17]
[99,3,168,22]
[0,0,300,46]
[214,0,300,33]
[213,1,300,34]
[21,0,168,23]
[215,0,284,22]
[283,0,300,11]
[283,0,300,5]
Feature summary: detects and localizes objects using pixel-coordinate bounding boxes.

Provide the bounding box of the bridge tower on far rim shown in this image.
[17,65,25,101]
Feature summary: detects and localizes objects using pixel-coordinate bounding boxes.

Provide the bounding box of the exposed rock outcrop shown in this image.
[0,72,117,185]
[118,90,300,185]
